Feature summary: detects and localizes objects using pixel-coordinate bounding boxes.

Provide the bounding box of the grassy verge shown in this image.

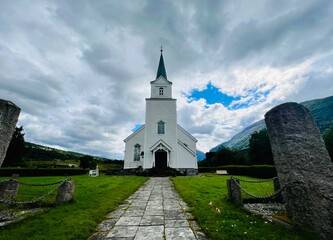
[172,174,318,240]
[0,175,148,240]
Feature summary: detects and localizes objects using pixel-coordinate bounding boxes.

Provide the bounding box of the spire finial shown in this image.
[160,45,163,53]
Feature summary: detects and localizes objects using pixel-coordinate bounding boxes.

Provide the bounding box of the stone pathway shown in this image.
[90,177,208,240]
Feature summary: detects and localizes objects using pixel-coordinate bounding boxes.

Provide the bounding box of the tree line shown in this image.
[2,123,333,168]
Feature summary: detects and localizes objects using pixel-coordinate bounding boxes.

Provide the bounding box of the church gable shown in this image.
[178,140,196,157]
[150,139,172,152]
[124,125,145,143]
[177,124,197,158]
[177,125,198,142]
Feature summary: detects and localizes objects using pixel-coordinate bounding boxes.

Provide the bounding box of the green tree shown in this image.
[79,155,97,169]
[323,122,333,162]
[3,126,25,167]
[203,152,215,167]
[212,147,236,166]
[89,158,97,169]
[248,129,274,165]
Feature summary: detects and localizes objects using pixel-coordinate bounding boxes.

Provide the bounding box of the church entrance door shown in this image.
[155,150,167,169]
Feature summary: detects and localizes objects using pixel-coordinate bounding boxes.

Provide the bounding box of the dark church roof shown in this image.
[156,49,167,80]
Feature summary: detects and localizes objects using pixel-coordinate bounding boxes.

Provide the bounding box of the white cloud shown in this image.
[1,0,332,158]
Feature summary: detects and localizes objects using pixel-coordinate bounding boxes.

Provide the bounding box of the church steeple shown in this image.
[150,47,172,98]
[156,48,167,80]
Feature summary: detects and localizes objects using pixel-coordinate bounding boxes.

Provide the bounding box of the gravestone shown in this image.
[0,179,20,204]
[54,180,75,206]
[0,100,21,167]
[265,102,333,239]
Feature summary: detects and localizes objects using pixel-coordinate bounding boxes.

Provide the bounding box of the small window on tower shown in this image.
[159,87,164,95]
[158,121,165,134]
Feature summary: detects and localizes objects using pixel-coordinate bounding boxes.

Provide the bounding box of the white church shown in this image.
[123,49,198,175]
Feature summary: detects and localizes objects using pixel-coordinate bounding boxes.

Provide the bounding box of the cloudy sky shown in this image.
[1,0,333,159]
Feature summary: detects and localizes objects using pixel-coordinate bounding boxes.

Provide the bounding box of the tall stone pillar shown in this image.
[265,102,333,239]
[0,100,21,167]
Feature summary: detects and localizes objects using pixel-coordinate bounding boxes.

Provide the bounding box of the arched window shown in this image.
[134,144,141,161]
[159,87,164,95]
[158,121,165,134]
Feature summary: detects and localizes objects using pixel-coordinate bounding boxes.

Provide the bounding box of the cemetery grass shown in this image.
[0,175,148,240]
[172,174,319,240]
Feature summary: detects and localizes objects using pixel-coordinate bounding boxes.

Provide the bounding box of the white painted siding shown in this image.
[176,126,198,168]
[150,77,172,98]
[144,98,178,169]
[124,126,145,169]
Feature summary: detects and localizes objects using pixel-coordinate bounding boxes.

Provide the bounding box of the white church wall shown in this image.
[177,142,198,168]
[124,126,145,169]
[176,127,198,169]
[177,125,197,153]
[144,98,178,169]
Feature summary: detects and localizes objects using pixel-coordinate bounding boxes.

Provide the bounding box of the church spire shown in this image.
[156,47,167,80]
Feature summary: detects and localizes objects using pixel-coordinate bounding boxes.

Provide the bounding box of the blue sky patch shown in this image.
[188,82,241,107]
[187,82,272,110]
[131,123,143,132]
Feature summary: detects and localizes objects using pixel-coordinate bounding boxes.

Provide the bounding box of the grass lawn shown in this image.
[0,175,147,240]
[172,174,319,240]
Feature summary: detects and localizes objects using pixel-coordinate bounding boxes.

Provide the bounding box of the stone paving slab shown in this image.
[165,227,197,240]
[89,177,209,239]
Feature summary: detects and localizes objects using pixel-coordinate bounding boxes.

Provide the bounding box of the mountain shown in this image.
[210,95,333,152]
[301,96,333,133]
[210,120,266,152]
[196,150,206,161]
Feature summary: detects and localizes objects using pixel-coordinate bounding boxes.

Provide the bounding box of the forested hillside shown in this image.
[23,142,117,162]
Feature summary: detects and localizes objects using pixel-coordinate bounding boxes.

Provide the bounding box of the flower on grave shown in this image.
[209,201,213,206]
[215,208,221,213]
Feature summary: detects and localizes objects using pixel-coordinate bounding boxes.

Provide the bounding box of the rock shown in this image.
[54,180,75,206]
[265,102,333,239]
[0,100,21,167]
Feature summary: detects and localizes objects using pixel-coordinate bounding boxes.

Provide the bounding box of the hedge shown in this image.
[0,168,88,177]
[198,165,277,178]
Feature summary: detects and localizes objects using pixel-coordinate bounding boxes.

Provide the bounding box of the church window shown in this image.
[134,144,141,161]
[159,87,164,95]
[158,121,165,134]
